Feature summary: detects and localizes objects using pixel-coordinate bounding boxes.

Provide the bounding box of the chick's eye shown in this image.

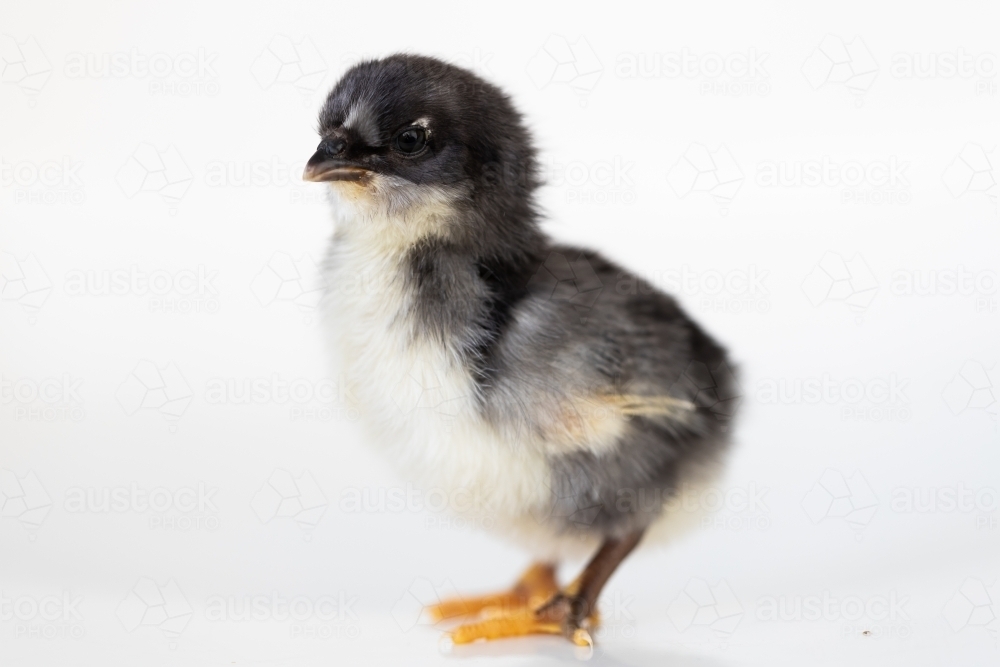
[394,127,427,154]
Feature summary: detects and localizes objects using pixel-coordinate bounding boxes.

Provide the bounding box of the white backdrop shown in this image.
[1,1,998,665]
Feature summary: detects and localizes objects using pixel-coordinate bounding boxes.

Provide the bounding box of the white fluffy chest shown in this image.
[322,234,547,519]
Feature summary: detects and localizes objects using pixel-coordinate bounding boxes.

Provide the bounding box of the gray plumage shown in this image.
[311,54,738,549]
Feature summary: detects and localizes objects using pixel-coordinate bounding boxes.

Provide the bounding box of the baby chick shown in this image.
[305,54,738,647]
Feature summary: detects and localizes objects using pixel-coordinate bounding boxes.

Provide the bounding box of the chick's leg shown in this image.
[427,562,558,622]
[449,530,644,646]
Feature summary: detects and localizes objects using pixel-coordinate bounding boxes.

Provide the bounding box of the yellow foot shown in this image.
[427,563,558,622]
[448,592,600,647]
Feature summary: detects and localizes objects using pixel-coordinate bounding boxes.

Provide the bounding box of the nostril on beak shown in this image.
[320,138,346,157]
[303,136,371,183]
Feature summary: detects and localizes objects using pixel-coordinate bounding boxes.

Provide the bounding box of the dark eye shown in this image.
[394,127,427,154]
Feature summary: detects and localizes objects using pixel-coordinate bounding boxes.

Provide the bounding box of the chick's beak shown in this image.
[302,138,372,182]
